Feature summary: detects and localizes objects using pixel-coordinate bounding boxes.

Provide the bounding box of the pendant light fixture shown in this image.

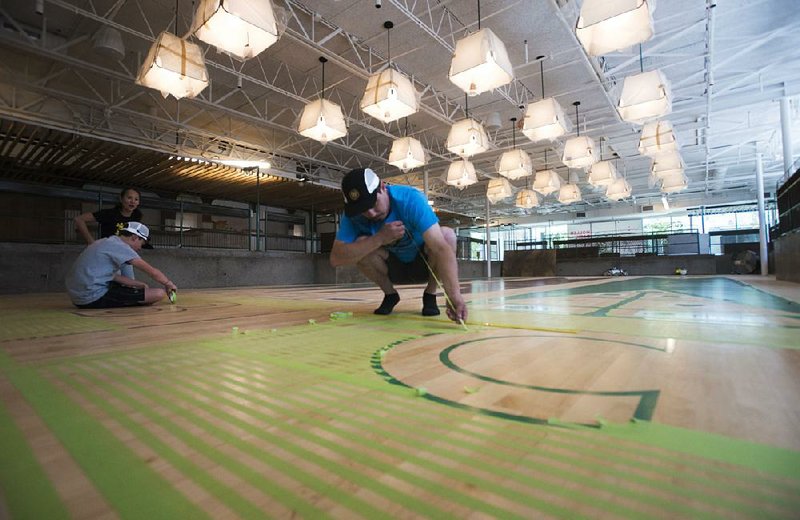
[298,57,348,144]
[562,101,597,169]
[588,139,619,187]
[650,151,684,180]
[532,150,562,195]
[487,177,513,204]
[446,95,489,157]
[361,21,419,123]
[388,118,427,171]
[605,157,631,200]
[191,0,280,60]
[558,170,582,204]
[576,0,655,57]
[638,120,679,157]
[660,172,688,193]
[448,0,513,96]
[606,177,632,200]
[445,159,478,189]
[496,117,532,180]
[137,2,208,99]
[515,169,539,209]
[618,46,672,124]
[523,57,571,143]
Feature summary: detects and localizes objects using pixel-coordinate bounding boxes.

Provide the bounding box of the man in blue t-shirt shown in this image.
[330,168,467,323]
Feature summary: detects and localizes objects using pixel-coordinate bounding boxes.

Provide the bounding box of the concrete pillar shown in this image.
[485,197,491,278]
[780,97,794,176]
[755,151,769,275]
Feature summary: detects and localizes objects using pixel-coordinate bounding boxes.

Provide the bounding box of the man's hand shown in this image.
[377,221,406,245]
[446,294,468,323]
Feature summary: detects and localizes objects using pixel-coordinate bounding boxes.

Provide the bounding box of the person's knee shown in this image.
[143,288,167,305]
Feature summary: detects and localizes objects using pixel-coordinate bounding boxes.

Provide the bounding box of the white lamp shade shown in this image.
[191,0,279,59]
[576,0,655,56]
[360,68,419,123]
[650,151,684,179]
[588,160,619,187]
[297,98,347,144]
[660,172,688,193]
[388,136,427,171]
[522,98,572,142]
[445,159,478,189]
[446,118,490,157]
[618,69,672,124]
[532,169,562,195]
[496,149,532,180]
[557,183,582,204]
[605,177,632,200]
[639,120,679,156]
[562,135,598,169]
[448,28,514,96]
[515,189,540,209]
[136,31,209,99]
[486,178,513,204]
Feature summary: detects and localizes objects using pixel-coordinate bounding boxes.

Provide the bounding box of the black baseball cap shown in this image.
[341,168,381,216]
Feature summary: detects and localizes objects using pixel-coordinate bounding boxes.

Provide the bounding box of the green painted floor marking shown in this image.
[195,344,788,517]
[125,351,657,519]
[584,290,649,317]
[68,358,462,520]
[0,351,208,520]
[499,277,800,314]
[435,335,660,421]
[0,396,69,520]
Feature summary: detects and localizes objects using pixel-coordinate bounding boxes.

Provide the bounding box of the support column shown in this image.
[780,96,794,176]
[485,197,491,278]
[755,151,769,275]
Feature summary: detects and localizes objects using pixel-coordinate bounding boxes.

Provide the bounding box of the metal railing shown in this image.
[0,215,318,253]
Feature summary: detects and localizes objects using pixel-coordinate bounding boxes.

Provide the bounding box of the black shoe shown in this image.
[421,292,440,316]
[374,293,400,315]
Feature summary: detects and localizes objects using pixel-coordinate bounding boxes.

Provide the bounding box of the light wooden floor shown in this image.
[1,275,799,519]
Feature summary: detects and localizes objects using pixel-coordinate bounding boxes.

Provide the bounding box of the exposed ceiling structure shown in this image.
[0,0,798,224]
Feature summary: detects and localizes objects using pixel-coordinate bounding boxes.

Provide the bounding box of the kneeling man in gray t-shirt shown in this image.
[66,222,177,308]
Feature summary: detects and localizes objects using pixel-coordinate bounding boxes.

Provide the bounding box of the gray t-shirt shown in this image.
[66,236,140,305]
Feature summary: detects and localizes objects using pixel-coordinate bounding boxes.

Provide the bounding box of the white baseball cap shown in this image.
[121,222,149,240]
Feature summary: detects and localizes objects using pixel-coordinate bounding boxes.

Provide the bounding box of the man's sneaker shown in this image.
[421,292,440,316]
[374,293,400,315]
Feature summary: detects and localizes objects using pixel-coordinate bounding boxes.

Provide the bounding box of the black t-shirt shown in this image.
[93,207,143,238]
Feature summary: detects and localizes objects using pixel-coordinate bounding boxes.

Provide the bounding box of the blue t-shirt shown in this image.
[65,236,140,305]
[335,185,438,263]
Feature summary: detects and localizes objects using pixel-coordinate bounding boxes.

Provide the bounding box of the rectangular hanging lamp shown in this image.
[618,69,672,124]
[446,118,489,157]
[562,135,597,169]
[605,177,632,200]
[136,31,209,99]
[522,98,572,142]
[639,120,679,156]
[496,149,532,180]
[487,178,513,204]
[650,151,684,179]
[297,98,347,144]
[388,136,426,171]
[449,28,514,96]
[191,0,280,59]
[360,68,419,123]
[532,169,562,195]
[557,182,582,204]
[660,172,688,193]
[515,188,540,209]
[445,159,478,189]
[576,0,655,57]
[588,160,619,186]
